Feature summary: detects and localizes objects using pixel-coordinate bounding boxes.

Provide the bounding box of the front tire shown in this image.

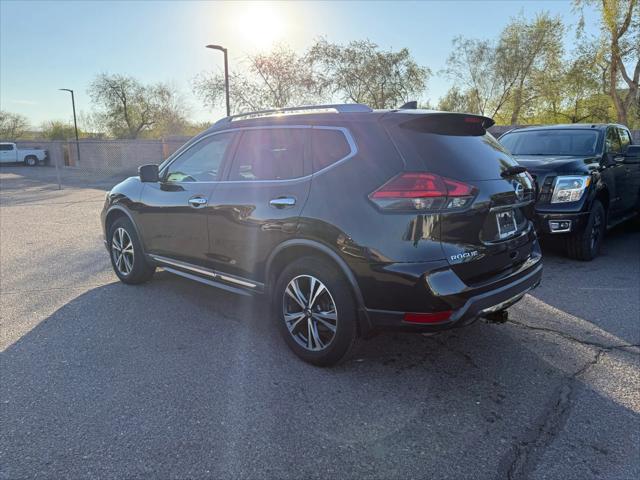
[566,199,606,261]
[108,217,155,284]
[273,257,358,367]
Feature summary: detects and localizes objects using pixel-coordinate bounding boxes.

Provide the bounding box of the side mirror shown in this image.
[139,164,159,182]
[602,152,618,167]
[624,145,640,164]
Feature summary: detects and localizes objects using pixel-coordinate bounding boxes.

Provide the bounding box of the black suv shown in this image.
[500,124,640,260]
[101,104,543,366]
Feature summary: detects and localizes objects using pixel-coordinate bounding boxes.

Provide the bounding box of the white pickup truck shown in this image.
[0,142,48,166]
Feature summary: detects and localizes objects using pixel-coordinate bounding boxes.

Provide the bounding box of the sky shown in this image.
[0,0,601,129]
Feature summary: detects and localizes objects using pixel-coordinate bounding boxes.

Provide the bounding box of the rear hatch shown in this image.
[384,113,537,285]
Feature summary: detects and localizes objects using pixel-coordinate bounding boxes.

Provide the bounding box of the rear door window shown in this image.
[311,128,352,172]
[228,128,308,181]
[0,144,14,151]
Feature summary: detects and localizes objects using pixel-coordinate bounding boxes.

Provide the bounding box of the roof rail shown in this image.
[214,103,372,125]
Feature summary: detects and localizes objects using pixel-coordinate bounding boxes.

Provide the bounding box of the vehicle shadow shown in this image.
[2,272,638,479]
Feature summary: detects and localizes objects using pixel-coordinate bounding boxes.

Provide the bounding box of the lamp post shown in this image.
[59,88,80,164]
[205,44,230,117]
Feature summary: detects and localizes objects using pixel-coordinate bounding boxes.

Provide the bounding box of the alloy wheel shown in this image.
[112,227,135,276]
[282,275,338,351]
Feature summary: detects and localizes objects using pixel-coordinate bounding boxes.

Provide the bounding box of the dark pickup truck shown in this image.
[500,124,640,260]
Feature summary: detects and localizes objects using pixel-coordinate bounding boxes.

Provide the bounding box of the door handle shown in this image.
[188,196,208,208]
[269,197,296,208]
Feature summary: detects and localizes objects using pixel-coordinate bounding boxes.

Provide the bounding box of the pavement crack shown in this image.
[499,349,605,480]
[507,319,640,352]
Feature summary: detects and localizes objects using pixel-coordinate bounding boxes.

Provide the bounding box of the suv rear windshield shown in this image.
[500,129,599,156]
[387,118,517,181]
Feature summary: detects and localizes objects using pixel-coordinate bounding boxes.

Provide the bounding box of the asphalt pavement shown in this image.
[1,166,638,480]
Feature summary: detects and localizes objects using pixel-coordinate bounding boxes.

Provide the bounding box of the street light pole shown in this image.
[59,88,81,164]
[205,44,231,117]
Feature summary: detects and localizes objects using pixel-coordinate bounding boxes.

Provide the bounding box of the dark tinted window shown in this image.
[0,144,14,151]
[618,128,632,151]
[229,128,306,181]
[311,128,351,171]
[605,128,622,154]
[500,129,599,156]
[166,132,233,182]
[389,123,517,181]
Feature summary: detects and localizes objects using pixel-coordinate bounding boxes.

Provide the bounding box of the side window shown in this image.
[605,128,622,154]
[311,128,352,172]
[0,144,14,151]
[229,128,307,181]
[165,132,233,182]
[618,128,632,151]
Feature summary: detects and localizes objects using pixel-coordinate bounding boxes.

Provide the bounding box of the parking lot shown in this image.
[1,166,638,479]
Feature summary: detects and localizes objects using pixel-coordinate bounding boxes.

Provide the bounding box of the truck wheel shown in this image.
[24,156,37,167]
[566,199,606,261]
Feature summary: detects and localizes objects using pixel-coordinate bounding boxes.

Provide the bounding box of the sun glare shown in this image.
[235,3,288,48]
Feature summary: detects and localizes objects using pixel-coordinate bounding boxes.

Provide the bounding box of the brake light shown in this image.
[404,311,452,324]
[369,172,476,211]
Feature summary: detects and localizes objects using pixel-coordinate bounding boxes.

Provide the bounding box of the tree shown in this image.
[88,74,188,138]
[498,13,564,124]
[437,86,478,113]
[193,44,321,114]
[576,0,640,125]
[443,37,515,117]
[443,14,564,124]
[40,120,78,140]
[0,111,29,140]
[308,39,430,109]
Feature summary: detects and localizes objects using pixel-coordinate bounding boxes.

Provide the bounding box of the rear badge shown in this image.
[513,180,524,201]
[450,250,479,262]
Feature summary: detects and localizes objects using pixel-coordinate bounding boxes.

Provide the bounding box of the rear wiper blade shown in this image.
[501,165,528,177]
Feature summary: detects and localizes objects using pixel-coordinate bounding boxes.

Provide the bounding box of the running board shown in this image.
[162,267,253,296]
[149,254,263,295]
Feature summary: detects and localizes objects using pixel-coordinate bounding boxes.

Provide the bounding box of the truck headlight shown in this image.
[551,176,590,203]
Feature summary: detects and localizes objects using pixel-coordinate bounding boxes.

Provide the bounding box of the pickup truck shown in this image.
[500,124,640,260]
[0,142,48,166]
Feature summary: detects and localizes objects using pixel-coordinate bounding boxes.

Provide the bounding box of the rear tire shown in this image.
[273,257,358,367]
[108,217,155,284]
[566,200,606,261]
[24,156,37,167]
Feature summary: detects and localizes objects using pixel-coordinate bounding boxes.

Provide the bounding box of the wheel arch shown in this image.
[104,205,146,254]
[265,240,372,333]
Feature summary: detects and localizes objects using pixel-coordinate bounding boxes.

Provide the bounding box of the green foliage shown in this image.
[574,0,639,125]
[40,120,79,140]
[308,39,431,109]
[0,111,29,140]
[193,44,321,113]
[88,74,189,139]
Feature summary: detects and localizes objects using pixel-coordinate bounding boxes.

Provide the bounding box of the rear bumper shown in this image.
[364,252,543,333]
[535,211,589,235]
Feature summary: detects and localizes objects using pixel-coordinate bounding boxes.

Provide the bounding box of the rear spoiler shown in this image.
[388,112,495,136]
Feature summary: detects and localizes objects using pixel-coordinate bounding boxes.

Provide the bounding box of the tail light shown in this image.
[369,172,477,211]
